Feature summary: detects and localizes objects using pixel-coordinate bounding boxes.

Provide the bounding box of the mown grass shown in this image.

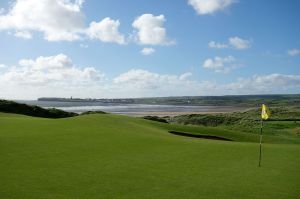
[0,113,300,199]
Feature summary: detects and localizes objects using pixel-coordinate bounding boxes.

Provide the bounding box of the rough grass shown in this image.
[0,113,299,199]
[171,107,300,144]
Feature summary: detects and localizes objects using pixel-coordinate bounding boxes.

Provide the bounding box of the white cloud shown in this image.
[132,14,174,45]
[209,37,251,50]
[208,41,228,49]
[0,0,125,44]
[0,64,6,68]
[228,36,251,49]
[1,60,300,99]
[114,69,192,89]
[112,69,200,97]
[114,69,160,89]
[112,70,300,97]
[14,30,32,39]
[224,74,300,93]
[0,0,85,41]
[87,18,125,44]
[141,47,155,55]
[203,55,237,73]
[288,49,300,56]
[80,43,88,48]
[179,72,192,80]
[188,0,236,15]
[0,54,104,87]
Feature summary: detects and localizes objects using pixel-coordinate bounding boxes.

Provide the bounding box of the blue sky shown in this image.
[0,0,300,99]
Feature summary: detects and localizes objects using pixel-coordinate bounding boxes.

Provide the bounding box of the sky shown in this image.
[0,0,300,100]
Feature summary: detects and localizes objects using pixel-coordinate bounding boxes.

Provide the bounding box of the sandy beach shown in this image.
[122,111,229,117]
[118,108,249,117]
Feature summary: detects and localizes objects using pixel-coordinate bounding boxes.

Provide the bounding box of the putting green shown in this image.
[0,113,299,198]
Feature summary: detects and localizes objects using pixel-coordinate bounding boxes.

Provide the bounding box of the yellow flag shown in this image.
[261,104,270,120]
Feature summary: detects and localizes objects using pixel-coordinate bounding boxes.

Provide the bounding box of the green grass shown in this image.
[1,113,300,198]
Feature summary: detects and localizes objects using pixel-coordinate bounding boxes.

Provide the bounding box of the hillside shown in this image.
[0,100,77,118]
[169,107,300,142]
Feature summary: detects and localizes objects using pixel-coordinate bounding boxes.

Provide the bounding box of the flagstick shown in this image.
[259,119,263,167]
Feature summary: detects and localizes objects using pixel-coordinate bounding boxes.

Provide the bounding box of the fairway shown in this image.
[1,113,300,199]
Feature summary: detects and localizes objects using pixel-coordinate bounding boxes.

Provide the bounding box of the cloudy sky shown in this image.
[0,0,299,99]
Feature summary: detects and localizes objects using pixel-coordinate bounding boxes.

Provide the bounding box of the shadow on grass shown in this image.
[168,131,233,141]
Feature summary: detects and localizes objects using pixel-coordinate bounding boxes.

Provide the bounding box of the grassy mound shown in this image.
[171,107,300,136]
[0,113,299,198]
[0,100,77,118]
[173,107,300,125]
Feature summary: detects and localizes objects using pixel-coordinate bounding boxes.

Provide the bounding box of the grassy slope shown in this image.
[0,113,300,199]
[171,107,300,144]
[0,100,77,118]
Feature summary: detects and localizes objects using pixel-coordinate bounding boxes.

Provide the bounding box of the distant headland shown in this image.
[38,94,300,107]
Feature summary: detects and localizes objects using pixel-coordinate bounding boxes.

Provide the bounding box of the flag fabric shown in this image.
[261,104,270,120]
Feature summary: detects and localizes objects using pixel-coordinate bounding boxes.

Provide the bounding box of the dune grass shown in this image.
[0,113,299,198]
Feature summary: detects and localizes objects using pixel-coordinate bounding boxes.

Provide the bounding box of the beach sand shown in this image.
[119,107,249,117]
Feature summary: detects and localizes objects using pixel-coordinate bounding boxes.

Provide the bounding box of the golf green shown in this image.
[0,113,299,198]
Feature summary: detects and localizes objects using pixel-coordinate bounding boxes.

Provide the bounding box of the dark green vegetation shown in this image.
[81,110,108,115]
[0,100,77,118]
[1,111,300,198]
[143,115,169,123]
[137,94,300,106]
[39,94,300,106]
